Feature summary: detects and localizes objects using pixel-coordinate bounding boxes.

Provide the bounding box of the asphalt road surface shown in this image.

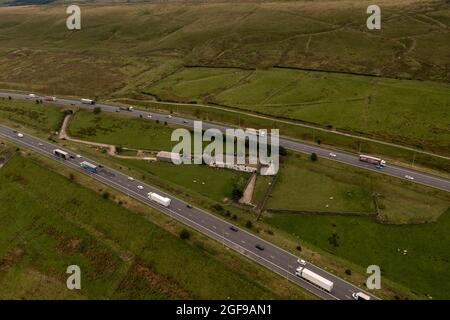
[0,124,379,300]
[1,92,448,192]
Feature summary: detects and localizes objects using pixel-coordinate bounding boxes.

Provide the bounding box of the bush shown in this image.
[231,186,243,201]
[69,173,75,181]
[279,146,288,157]
[102,192,110,199]
[232,214,237,220]
[267,230,274,235]
[245,220,253,229]
[345,269,352,275]
[212,204,224,212]
[310,153,318,161]
[179,229,190,240]
[296,245,302,251]
[93,107,101,114]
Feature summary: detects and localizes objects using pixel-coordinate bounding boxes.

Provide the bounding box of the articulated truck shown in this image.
[359,155,386,167]
[53,149,69,160]
[81,98,96,105]
[295,267,334,292]
[148,192,171,207]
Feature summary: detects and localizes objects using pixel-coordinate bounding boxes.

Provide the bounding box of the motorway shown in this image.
[1,91,449,192]
[0,124,378,300]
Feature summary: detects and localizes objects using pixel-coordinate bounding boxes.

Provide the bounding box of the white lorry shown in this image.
[352,292,371,300]
[148,192,171,207]
[295,267,334,292]
[81,98,96,105]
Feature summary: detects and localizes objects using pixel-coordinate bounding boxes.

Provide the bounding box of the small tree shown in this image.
[310,153,318,162]
[179,229,190,240]
[245,220,253,229]
[93,107,101,114]
[345,269,352,276]
[279,146,288,157]
[231,186,243,201]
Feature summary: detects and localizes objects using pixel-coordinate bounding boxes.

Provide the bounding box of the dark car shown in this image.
[98,164,104,168]
[186,204,193,209]
[229,226,239,232]
[255,244,265,251]
[69,155,75,159]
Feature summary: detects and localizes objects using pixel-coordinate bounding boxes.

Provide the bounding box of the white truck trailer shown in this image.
[81,98,96,105]
[295,267,334,292]
[359,154,386,167]
[148,192,171,207]
[53,148,69,160]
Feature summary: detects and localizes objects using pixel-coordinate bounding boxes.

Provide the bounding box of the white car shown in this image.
[17,133,24,138]
[137,185,143,190]
[329,153,337,157]
[128,176,134,181]
[28,93,37,99]
[167,115,172,119]
[405,175,415,180]
[38,143,43,146]
[297,258,307,266]
[76,154,82,158]
[147,115,152,118]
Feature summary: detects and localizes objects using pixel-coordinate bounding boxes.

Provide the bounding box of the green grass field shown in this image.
[267,208,450,299]
[146,67,450,155]
[0,154,312,299]
[68,109,176,151]
[266,153,449,224]
[0,98,66,133]
[116,158,249,203]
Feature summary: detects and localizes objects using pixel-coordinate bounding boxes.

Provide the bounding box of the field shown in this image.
[146,67,450,156]
[68,109,176,151]
[266,153,450,224]
[0,0,448,94]
[0,1,448,163]
[0,97,66,133]
[0,153,312,299]
[267,209,450,299]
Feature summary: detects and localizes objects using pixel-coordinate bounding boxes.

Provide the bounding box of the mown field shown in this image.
[266,152,450,224]
[0,153,312,299]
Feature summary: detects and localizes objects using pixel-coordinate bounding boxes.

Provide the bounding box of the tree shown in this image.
[179,229,190,240]
[245,220,253,229]
[310,153,318,162]
[231,187,243,201]
[279,146,288,157]
[93,107,101,114]
[116,145,123,153]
